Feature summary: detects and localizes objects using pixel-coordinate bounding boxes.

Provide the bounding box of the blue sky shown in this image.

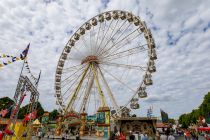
[0,0,210,118]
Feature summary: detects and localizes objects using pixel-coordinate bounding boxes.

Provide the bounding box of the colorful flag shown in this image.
[20,43,30,60]
[23,110,37,122]
[160,109,168,123]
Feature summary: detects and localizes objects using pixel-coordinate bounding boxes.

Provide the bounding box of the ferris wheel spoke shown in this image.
[100,67,136,93]
[97,19,127,56]
[94,21,101,51]
[61,69,85,89]
[105,31,143,58]
[65,64,90,112]
[95,20,106,54]
[100,62,147,71]
[97,21,131,56]
[98,67,119,111]
[102,43,148,61]
[99,27,142,56]
[79,73,94,113]
[62,65,85,83]
[96,19,114,54]
[72,76,89,111]
[66,57,82,62]
[98,19,120,55]
[62,70,86,97]
[72,46,86,57]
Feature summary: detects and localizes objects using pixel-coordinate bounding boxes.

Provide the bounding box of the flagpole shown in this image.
[8,44,29,139]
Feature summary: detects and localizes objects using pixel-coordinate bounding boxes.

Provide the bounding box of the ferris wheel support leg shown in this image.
[65,64,90,114]
[79,75,94,113]
[98,67,120,115]
[91,63,106,107]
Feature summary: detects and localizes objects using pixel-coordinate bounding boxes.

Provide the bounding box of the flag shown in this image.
[20,43,30,60]
[160,109,168,123]
[35,70,41,86]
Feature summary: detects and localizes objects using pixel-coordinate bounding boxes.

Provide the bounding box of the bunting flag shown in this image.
[20,43,30,60]
[0,54,15,58]
[24,60,38,83]
[0,43,30,68]
[160,109,169,123]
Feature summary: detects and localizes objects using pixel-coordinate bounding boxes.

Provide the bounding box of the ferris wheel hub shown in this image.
[81,55,99,64]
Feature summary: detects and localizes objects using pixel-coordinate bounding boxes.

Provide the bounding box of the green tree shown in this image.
[18,102,44,119]
[49,109,59,120]
[179,92,210,127]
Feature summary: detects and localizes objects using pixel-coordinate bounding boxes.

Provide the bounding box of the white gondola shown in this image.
[138,90,147,98]
[105,12,111,20]
[65,46,71,53]
[74,33,80,40]
[144,72,152,78]
[148,65,156,73]
[55,85,61,90]
[58,61,64,68]
[127,13,133,22]
[69,39,75,46]
[61,53,67,60]
[120,11,126,20]
[144,77,153,85]
[91,18,97,26]
[98,14,104,22]
[144,29,152,40]
[134,17,140,26]
[140,21,147,32]
[112,11,119,19]
[79,27,85,35]
[149,48,157,60]
[85,22,91,30]
[148,38,155,49]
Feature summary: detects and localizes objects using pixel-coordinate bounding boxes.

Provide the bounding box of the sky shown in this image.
[0,0,210,119]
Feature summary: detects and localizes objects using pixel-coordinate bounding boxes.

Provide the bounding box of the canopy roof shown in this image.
[33,119,41,125]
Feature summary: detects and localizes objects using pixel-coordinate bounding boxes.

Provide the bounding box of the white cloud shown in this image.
[0,0,210,119]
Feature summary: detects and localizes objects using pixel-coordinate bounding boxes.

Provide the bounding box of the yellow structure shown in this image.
[79,112,87,136]
[5,122,27,140]
[96,107,110,139]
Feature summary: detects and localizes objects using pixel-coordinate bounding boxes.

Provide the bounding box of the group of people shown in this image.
[110,130,175,140]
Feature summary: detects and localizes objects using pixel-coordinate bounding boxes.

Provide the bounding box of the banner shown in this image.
[0,43,30,68]
[160,109,168,123]
[0,57,22,68]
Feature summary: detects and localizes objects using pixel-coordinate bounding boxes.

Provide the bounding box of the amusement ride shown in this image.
[55,10,157,137]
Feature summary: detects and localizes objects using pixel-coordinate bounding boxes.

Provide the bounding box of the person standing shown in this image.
[160,132,167,140]
[168,133,175,140]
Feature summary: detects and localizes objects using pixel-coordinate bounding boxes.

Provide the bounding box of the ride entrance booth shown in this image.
[96,107,110,139]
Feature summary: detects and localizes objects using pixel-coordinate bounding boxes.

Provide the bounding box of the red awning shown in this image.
[197,127,210,131]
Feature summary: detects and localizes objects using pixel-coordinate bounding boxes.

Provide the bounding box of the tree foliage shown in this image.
[49,109,59,121]
[18,102,45,119]
[0,97,14,118]
[179,92,210,128]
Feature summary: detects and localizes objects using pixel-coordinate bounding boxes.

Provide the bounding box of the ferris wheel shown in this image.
[55,10,157,117]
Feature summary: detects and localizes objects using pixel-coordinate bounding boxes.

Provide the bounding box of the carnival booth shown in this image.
[96,107,110,139]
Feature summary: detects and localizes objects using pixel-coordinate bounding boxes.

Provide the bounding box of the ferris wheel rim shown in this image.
[54,10,157,115]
